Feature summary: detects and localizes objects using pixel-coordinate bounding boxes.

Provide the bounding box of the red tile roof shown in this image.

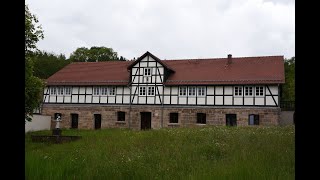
[46,54,285,86]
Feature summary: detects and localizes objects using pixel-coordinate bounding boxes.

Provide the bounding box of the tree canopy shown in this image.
[281,57,295,101]
[32,51,71,79]
[69,46,126,62]
[25,4,45,122]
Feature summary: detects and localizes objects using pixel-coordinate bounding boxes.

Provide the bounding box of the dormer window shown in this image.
[144,68,151,76]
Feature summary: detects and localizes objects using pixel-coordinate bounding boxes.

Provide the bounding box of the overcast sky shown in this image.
[26,0,294,60]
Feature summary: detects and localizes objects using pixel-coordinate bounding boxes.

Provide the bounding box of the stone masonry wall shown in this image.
[42,104,281,130]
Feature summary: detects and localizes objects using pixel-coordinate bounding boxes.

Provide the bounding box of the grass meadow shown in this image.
[25,126,295,179]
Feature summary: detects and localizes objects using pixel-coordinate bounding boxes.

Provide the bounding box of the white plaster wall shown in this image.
[25,115,51,133]
[207,87,215,95]
[224,96,233,105]
[197,97,205,105]
[224,86,233,95]
[255,98,264,105]
[215,86,223,95]
[244,97,254,105]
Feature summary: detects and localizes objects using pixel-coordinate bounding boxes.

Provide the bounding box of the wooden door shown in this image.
[141,112,151,130]
[94,114,101,129]
[71,114,78,129]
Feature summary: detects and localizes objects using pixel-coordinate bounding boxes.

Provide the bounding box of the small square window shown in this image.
[197,113,206,124]
[249,114,259,125]
[118,111,125,121]
[170,113,179,123]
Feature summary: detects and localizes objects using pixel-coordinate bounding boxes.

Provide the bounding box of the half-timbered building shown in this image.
[42,51,285,130]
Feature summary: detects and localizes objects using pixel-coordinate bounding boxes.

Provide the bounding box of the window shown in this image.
[197,113,206,124]
[109,87,116,96]
[234,86,243,96]
[256,86,264,96]
[93,87,100,96]
[54,113,62,120]
[101,87,108,96]
[249,114,259,125]
[117,111,125,121]
[144,68,151,76]
[169,113,179,123]
[148,87,155,96]
[139,86,146,96]
[179,86,187,96]
[226,114,237,126]
[245,86,253,96]
[57,87,64,95]
[198,87,206,96]
[188,87,196,96]
[65,87,72,95]
[50,87,57,95]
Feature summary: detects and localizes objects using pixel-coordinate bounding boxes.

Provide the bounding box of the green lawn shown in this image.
[25,126,295,180]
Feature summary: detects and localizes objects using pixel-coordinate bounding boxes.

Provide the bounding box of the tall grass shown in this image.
[25,126,294,179]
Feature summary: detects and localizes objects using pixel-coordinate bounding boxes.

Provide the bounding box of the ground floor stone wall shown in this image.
[42,104,281,130]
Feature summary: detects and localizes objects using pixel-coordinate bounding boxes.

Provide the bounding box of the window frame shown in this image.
[144,68,152,76]
[255,86,264,96]
[234,86,243,97]
[248,114,260,125]
[147,86,155,96]
[57,87,64,96]
[108,87,116,96]
[179,86,187,96]
[197,86,206,96]
[188,86,196,96]
[93,87,100,96]
[65,87,72,96]
[100,86,108,96]
[139,86,146,96]
[50,87,57,95]
[244,86,253,97]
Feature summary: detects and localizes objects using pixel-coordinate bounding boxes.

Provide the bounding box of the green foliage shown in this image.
[25,4,45,122]
[25,57,44,122]
[25,5,44,56]
[282,57,295,101]
[69,46,123,62]
[32,51,71,79]
[26,126,295,179]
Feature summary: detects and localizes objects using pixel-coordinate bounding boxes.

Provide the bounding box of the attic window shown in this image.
[144,68,151,76]
[256,86,264,96]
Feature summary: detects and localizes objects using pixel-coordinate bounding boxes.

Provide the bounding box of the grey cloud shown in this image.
[26,0,294,59]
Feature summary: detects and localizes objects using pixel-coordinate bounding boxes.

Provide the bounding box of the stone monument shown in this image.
[52,114,62,136]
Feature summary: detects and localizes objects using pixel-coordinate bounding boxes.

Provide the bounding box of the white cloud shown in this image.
[26,0,295,59]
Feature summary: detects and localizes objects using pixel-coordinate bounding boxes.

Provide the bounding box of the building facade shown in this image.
[42,51,284,130]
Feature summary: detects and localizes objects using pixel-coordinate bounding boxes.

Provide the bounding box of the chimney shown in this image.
[227,54,232,64]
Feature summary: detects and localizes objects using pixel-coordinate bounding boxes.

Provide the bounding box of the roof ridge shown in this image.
[164,55,283,61]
